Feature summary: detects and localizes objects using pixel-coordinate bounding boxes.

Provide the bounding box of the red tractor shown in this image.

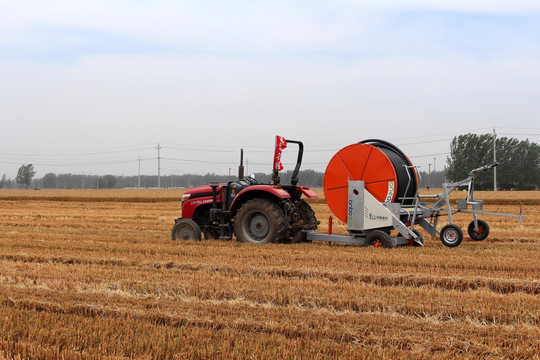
[172,139,319,244]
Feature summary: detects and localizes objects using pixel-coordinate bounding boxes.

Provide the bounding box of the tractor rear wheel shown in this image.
[172,218,201,241]
[290,200,319,243]
[234,198,286,244]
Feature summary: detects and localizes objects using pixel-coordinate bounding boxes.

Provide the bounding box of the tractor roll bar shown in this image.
[285,140,303,186]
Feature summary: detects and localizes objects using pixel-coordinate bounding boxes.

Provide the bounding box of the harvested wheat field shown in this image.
[0,189,539,359]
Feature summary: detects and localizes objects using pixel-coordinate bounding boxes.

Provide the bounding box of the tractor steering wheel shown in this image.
[245,176,259,185]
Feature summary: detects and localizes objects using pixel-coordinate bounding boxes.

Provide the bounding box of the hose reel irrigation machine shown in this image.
[306,139,524,248]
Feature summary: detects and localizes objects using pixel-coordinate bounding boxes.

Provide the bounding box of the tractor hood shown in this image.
[182,184,225,202]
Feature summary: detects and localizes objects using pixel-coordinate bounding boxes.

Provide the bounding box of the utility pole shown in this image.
[433,157,436,173]
[493,128,497,191]
[82,172,85,190]
[156,143,161,189]
[427,163,431,190]
[138,156,141,189]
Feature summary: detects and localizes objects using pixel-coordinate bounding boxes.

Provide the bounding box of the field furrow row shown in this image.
[2,253,538,295]
[2,288,539,359]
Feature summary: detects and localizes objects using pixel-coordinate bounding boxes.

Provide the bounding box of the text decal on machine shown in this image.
[364,208,389,222]
[348,199,353,226]
[385,182,395,203]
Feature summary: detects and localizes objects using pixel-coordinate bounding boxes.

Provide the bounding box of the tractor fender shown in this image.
[296,186,318,199]
[229,185,290,216]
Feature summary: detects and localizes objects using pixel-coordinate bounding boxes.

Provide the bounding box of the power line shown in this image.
[2,127,536,159]
[498,133,540,136]
[162,157,237,165]
[161,142,270,150]
[394,138,453,146]
[0,144,155,156]
[0,158,147,166]
[163,146,238,153]
[408,152,449,158]
[496,126,540,130]
[1,128,533,161]
[2,127,537,177]
[387,127,493,141]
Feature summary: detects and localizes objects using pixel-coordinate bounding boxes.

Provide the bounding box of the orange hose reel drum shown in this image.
[361,139,418,203]
[324,143,402,222]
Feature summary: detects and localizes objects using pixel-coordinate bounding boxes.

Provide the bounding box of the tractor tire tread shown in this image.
[234,198,287,244]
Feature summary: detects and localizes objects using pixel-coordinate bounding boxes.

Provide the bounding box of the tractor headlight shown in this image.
[181,194,191,210]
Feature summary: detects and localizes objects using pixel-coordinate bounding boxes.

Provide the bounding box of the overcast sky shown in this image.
[1,0,539,179]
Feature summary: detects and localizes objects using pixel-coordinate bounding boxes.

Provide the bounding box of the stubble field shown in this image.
[0,189,539,359]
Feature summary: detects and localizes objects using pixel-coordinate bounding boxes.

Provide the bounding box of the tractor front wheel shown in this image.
[172,218,201,241]
[234,198,286,244]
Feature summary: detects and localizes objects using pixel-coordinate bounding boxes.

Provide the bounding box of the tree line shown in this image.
[2,134,537,191]
[446,133,540,190]
[1,165,446,190]
[0,169,327,190]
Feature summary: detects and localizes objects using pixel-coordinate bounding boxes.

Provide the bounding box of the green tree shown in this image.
[446,134,540,190]
[16,164,36,188]
[42,173,58,189]
[99,175,117,189]
[505,139,540,190]
[446,134,493,189]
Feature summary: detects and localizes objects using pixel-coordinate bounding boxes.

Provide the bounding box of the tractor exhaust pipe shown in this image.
[238,148,244,179]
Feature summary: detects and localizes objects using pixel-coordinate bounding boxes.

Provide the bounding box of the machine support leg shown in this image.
[328,216,333,246]
[472,212,479,231]
[410,196,420,228]
[418,218,438,237]
[443,184,453,224]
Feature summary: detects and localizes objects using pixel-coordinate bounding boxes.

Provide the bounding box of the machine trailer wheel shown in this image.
[366,230,394,248]
[467,219,490,241]
[172,218,202,241]
[290,200,319,243]
[234,198,286,244]
[440,224,463,247]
